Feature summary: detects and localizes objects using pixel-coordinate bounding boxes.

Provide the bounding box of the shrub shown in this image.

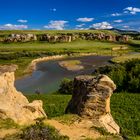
[94,59,140,93]
[4,120,69,140]
[58,78,73,95]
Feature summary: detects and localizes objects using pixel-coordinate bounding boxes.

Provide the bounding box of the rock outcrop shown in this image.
[4,34,37,43]
[66,75,120,134]
[2,33,129,43]
[39,34,75,43]
[0,65,46,125]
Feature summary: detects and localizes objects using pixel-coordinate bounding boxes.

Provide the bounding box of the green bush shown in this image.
[94,59,140,93]
[58,78,73,95]
[21,121,69,140]
[4,120,69,140]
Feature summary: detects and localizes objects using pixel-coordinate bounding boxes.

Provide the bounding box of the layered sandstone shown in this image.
[4,34,37,43]
[0,65,46,125]
[66,75,120,134]
[2,33,129,43]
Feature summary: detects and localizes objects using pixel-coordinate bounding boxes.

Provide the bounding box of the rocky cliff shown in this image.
[0,65,46,125]
[66,75,120,134]
[2,32,129,43]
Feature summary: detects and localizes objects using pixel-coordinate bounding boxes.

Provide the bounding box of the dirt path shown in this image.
[45,119,100,140]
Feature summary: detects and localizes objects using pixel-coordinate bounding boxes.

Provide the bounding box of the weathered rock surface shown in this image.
[0,65,46,125]
[2,33,129,43]
[66,75,120,134]
[4,34,37,43]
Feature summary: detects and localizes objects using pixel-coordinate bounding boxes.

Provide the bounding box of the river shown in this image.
[15,55,112,94]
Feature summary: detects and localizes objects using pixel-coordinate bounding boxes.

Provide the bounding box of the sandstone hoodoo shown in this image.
[66,75,120,134]
[0,65,46,125]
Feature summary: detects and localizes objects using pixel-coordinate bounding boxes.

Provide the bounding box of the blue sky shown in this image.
[0,0,140,30]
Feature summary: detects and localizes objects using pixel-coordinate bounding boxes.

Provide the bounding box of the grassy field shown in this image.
[0,30,139,78]
[0,40,131,78]
[0,29,118,36]
[26,93,140,138]
[0,40,129,53]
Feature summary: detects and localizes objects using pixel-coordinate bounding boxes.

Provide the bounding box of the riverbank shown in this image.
[25,53,97,74]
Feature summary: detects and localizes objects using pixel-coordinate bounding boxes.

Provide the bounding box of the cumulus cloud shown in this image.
[114,20,123,23]
[17,19,28,23]
[124,7,140,14]
[44,20,68,30]
[77,17,94,22]
[77,28,89,30]
[111,13,122,17]
[90,22,113,29]
[0,24,28,30]
[76,24,85,28]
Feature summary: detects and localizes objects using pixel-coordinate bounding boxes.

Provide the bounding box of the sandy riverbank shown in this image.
[25,53,97,73]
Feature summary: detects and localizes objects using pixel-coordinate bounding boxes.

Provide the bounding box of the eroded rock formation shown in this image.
[0,65,46,125]
[66,75,120,134]
[39,34,74,43]
[4,34,37,43]
[2,33,129,43]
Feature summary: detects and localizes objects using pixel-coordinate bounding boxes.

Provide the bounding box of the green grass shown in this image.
[26,94,71,118]
[0,57,34,78]
[111,93,140,137]
[0,118,19,129]
[0,40,131,78]
[26,93,140,138]
[0,40,128,54]
[112,53,140,63]
[0,29,118,36]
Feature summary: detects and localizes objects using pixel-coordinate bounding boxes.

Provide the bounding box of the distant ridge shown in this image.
[90,28,140,35]
[108,28,140,35]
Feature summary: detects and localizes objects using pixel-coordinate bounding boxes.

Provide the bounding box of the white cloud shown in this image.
[44,20,68,30]
[50,8,56,12]
[90,22,113,29]
[124,7,140,14]
[114,20,123,23]
[111,13,122,17]
[123,26,129,28]
[0,24,28,30]
[76,24,85,28]
[76,27,89,30]
[17,19,28,23]
[77,17,94,22]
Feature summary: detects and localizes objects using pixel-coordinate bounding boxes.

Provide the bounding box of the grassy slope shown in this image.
[26,93,140,138]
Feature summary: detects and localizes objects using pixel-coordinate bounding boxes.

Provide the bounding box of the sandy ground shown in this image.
[59,60,84,71]
[45,119,100,140]
[0,129,19,139]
